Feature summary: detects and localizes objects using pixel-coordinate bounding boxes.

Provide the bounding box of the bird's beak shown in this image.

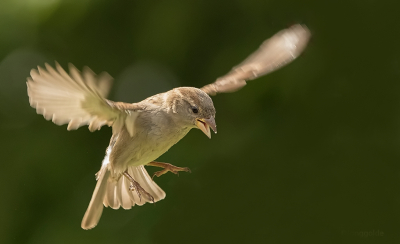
[196,117,217,139]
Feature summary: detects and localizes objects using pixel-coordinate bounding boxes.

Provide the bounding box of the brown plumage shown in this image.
[26,24,310,229]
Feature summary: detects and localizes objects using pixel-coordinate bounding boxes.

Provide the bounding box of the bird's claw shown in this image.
[124,171,154,203]
[151,163,191,179]
[129,181,154,203]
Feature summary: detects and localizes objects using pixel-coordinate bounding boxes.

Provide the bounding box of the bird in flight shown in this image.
[26,24,310,230]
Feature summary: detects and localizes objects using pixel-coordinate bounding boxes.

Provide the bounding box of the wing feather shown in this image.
[201,24,311,95]
[27,62,142,136]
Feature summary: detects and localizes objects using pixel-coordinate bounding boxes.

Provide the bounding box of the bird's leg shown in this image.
[123,171,154,203]
[148,161,191,179]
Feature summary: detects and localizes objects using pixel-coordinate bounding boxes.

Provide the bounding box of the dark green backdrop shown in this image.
[0,0,399,243]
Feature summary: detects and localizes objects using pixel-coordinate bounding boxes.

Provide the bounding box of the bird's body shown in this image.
[82,101,191,229]
[109,91,191,174]
[26,24,311,230]
[81,87,215,229]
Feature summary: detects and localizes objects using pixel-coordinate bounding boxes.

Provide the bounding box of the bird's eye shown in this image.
[191,107,199,114]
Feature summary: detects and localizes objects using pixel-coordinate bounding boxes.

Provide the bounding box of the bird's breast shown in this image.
[109,111,191,174]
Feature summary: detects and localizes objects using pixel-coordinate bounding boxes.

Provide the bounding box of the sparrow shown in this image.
[26,24,310,230]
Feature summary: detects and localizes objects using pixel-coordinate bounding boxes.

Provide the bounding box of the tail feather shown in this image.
[129,166,166,202]
[104,177,122,209]
[118,175,134,209]
[81,165,110,230]
[81,164,166,229]
[105,165,166,210]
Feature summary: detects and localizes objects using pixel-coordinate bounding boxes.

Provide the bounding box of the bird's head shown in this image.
[169,87,216,138]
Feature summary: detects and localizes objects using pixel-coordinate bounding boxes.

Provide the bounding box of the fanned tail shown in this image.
[81,146,166,230]
[104,165,166,209]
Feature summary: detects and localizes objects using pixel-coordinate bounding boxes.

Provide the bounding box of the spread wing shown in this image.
[201,24,311,95]
[27,62,143,136]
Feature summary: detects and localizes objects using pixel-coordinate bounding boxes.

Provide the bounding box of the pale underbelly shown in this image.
[110,127,191,174]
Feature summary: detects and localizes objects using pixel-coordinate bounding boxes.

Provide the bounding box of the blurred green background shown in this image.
[0,0,399,243]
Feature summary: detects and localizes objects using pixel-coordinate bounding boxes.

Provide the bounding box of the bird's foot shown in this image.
[148,161,191,179]
[123,171,154,203]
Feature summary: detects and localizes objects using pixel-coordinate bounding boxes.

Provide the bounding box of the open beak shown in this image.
[195,117,217,139]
